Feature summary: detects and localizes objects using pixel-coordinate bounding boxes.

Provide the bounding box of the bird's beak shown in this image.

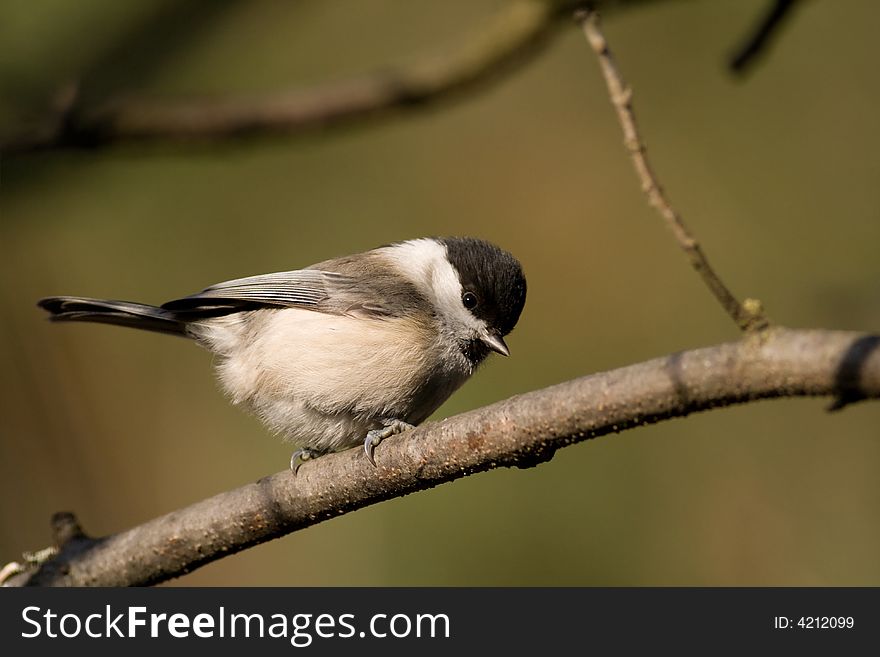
[482,331,510,357]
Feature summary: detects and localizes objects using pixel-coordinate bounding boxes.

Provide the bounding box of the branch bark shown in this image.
[13,327,880,586]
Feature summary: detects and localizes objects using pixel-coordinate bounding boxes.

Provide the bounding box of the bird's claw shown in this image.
[291,420,414,472]
[289,447,323,475]
[363,419,415,467]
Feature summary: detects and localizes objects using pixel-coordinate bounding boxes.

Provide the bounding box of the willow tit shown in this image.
[38,237,527,470]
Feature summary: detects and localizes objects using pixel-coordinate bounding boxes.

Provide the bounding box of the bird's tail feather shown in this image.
[37,296,188,336]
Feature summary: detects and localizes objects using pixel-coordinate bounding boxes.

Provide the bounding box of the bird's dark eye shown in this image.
[462,291,479,310]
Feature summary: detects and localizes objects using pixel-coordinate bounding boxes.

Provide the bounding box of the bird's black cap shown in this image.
[441,237,527,337]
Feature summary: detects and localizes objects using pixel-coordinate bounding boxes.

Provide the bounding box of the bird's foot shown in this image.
[289,447,326,475]
[363,419,415,466]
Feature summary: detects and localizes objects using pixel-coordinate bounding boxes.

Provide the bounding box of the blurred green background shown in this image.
[2,0,879,586]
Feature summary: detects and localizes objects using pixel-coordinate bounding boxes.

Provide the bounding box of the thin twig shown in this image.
[730,0,803,75]
[14,328,880,586]
[576,9,768,332]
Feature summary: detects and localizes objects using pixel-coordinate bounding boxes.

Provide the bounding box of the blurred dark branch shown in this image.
[576,9,768,332]
[2,0,573,153]
[27,0,240,111]
[10,328,880,586]
[730,0,803,75]
[1,0,803,155]
[0,0,243,154]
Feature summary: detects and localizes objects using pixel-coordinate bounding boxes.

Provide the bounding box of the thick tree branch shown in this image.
[3,0,574,153]
[12,328,880,586]
[577,9,768,332]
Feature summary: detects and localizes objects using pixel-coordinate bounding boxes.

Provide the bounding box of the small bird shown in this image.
[38,237,527,471]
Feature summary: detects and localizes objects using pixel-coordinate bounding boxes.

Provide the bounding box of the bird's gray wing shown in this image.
[160,269,392,319]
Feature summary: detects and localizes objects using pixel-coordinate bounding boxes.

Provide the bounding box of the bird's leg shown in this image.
[363,419,415,466]
[289,447,327,475]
